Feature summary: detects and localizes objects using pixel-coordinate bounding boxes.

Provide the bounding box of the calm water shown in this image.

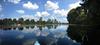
[0,25,81,45]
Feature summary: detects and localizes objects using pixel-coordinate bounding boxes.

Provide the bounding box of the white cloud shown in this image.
[16,10,25,14]
[58,18,68,23]
[8,0,21,4]
[48,16,68,23]
[65,1,81,15]
[54,9,67,16]
[35,12,41,17]
[21,15,34,19]
[41,11,50,16]
[23,1,39,10]
[45,1,59,10]
[35,11,50,17]
[21,15,39,21]
[69,1,81,10]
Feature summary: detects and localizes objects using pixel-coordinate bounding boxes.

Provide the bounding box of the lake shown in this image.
[0,25,81,45]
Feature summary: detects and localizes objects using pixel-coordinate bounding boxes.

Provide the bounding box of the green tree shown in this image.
[0,19,2,25]
[18,18,24,24]
[12,18,17,25]
[81,0,100,25]
[25,19,30,25]
[47,19,52,24]
[30,19,35,24]
[39,17,42,22]
[38,17,44,24]
[53,19,58,24]
[2,18,13,25]
[67,7,87,24]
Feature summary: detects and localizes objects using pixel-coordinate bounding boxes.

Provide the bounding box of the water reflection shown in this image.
[18,27,24,30]
[34,41,40,45]
[67,25,88,42]
[0,25,80,45]
[67,25,100,45]
[13,27,16,30]
[30,26,35,29]
[81,26,100,45]
[0,25,59,31]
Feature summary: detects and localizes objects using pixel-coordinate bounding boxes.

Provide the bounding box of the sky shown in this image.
[0,0,82,23]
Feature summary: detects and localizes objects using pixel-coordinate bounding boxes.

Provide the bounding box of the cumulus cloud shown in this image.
[69,1,81,9]
[35,12,41,17]
[21,15,34,19]
[66,1,81,15]
[35,11,50,17]
[21,15,39,21]
[41,11,50,16]
[45,0,81,17]
[16,10,25,14]
[45,1,59,10]
[23,1,39,10]
[58,18,68,23]
[8,0,21,4]
[53,1,81,16]
[54,9,67,16]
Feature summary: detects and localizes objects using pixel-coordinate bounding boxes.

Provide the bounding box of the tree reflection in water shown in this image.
[30,26,35,29]
[0,25,81,45]
[67,25,100,45]
[67,25,88,42]
[82,26,100,45]
[0,25,59,31]
[26,26,30,29]
[18,27,24,30]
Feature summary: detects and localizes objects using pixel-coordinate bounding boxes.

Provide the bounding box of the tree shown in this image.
[67,7,87,24]
[47,19,52,24]
[25,19,30,24]
[2,18,13,25]
[30,19,35,24]
[53,19,58,24]
[81,0,100,25]
[8,18,13,25]
[0,19,3,25]
[38,17,43,24]
[38,17,43,23]
[12,18,17,24]
[18,18,24,24]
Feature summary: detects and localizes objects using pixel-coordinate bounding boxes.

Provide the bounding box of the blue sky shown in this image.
[0,0,82,23]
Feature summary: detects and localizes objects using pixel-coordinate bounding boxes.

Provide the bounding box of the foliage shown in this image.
[81,0,100,25]
[0,17,60,26]
[67,7,87,25]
